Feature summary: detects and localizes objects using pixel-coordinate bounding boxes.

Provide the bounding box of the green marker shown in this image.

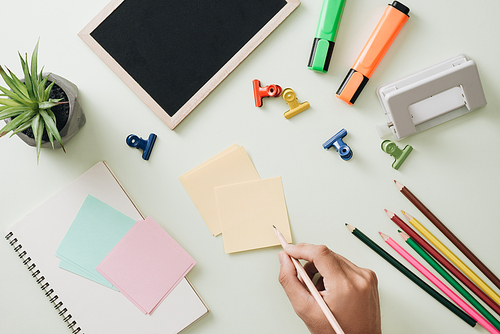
[307,0,346,73]
[401,232,500,331]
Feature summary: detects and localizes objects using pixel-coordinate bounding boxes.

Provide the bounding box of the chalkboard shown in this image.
[79,0,300,129]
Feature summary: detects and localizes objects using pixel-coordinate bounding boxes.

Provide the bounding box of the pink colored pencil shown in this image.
[380,232,500,334]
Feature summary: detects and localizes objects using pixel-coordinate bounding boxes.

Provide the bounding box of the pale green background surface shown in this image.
[1,0,500,333]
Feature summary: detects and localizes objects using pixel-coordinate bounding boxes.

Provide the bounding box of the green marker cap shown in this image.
[308,0,346,73]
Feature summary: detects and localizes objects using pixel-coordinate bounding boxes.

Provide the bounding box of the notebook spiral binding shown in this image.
[5,232,84,334]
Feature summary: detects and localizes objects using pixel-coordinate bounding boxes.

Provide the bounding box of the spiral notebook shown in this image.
[4,161,208,334]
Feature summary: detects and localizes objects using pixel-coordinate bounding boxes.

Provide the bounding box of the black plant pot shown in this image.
[10,73,85,149]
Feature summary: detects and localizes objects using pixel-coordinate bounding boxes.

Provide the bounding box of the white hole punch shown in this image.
[376,54,487,140]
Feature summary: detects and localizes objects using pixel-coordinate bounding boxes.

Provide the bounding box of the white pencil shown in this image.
[273,225,345,334]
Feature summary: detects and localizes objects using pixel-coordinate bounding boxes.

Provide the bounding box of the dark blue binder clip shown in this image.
[126,133,157,160]
[323,128,352,161]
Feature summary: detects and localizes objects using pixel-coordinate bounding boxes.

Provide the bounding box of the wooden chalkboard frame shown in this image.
[79,0,300,130]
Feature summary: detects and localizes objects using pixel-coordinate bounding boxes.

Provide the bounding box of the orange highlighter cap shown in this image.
[337,1,409,105]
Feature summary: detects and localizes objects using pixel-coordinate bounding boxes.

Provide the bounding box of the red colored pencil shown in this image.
[381,232,500,334]
[394,180,500,291]
[385,209,500,315]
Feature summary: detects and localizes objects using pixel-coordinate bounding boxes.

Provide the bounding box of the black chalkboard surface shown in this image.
[79,0,300,129]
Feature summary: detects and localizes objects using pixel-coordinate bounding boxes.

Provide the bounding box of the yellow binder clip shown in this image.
[282,88,310,119]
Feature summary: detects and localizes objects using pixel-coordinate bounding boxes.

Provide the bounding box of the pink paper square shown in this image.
[97,216,196,314]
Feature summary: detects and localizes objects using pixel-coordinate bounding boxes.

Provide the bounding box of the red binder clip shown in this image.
[253,79,282,107]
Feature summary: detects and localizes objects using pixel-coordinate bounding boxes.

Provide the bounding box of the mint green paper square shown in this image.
[56,194,137,289]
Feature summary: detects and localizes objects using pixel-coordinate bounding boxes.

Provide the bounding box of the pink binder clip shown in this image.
[253,79,282,107]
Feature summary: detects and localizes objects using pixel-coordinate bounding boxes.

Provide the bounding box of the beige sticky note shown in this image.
[180,144,239,179]
[179,146,260,236]
[215,177,292,254]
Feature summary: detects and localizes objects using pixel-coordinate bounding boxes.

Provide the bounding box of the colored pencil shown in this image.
[385,209,500,316]
[403,211,500,306]
[381,232,500,334]
[400,231,500,331]
[273,226,345,334]
[395,180,500,291]
[346,224,476,327]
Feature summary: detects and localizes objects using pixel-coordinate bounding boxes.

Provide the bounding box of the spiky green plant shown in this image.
[0,41,67,162]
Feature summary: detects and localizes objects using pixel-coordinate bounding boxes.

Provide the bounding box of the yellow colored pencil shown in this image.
[402,211,500,306]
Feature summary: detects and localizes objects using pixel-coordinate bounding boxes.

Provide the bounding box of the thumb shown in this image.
[278,251,320,324]
[278,251,313,305]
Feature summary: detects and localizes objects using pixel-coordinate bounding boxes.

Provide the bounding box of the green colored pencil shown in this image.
[346,223,476,327]
[400,231,500,331]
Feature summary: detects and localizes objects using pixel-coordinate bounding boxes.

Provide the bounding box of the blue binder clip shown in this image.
[126,133,157,160]
[323,128,352,161]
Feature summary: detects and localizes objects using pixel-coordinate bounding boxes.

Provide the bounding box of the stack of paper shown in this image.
[56,195,195,314]
[56,195,137,289]
[179,144,292,253]
[97,217,196,314]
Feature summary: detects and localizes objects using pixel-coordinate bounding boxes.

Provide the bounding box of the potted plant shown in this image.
[0,41,85,162]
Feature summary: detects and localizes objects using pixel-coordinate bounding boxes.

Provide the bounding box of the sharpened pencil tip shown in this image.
[402,211,412,221]
[272,225,276,229]
[384,209,394,217]
[394,180,404,191]
[346,224,355,233]
[398,231,410,241]
[379,232,389,240]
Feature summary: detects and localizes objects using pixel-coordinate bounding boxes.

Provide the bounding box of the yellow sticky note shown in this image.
[215,177,292,254]
[179,146,260,236]
[180,144,239,178]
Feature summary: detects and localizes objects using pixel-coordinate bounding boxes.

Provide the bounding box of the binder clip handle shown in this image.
[323,128,352,161]
[381,140,412,170]
[126,133,157,160]
[283,88,310,119]
[253,79,282,107]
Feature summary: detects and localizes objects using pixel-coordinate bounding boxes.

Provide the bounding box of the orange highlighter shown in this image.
[336,1,409,105]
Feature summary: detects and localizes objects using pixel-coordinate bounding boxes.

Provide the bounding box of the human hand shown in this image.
[278,243,381,334]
